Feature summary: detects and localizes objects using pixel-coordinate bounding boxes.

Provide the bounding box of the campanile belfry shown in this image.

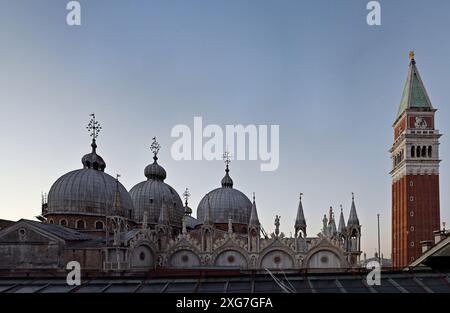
[390,52,441,268]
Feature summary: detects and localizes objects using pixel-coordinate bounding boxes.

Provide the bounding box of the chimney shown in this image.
[420,240,433,253]
[434,229,447,244]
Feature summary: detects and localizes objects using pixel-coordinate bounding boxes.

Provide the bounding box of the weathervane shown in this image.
[183,188,191,206]
[299,192,303,201]
[150,137,161,160]
[86,113,101,141]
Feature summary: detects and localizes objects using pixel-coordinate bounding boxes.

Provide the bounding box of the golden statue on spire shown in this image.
[409,50,415,61]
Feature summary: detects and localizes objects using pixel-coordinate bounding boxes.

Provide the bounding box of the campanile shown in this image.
[390,52,441,268]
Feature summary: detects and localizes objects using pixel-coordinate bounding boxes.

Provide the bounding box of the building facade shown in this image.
[0,116,362,272]
[391,52,441,268]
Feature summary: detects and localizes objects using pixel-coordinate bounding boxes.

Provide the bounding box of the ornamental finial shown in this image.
[86,113,101,150]
[299,192,303,201]
[183,188,191,206]
[150,137,161,161]
[223,148,232,166]
[223,148,232,173]
[409,50,416,63]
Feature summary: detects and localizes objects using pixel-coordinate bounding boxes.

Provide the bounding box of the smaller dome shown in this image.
[81,140,106,171]
[144,156,167,181]
[184,205,193,215]
[221,168,233,188]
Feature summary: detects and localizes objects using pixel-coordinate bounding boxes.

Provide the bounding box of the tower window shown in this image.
[409,181,414,187]
[410,226,414,232]
[416,146,421,157]
[421,146,426,157]
[410,241,414,247]
[410,211,414,217]
[411,146,415,158]
[410,196,414,202]
[428,146,432,157]
[60,219,68,227]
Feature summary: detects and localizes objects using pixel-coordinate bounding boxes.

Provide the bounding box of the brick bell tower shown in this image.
[390,51,441,268]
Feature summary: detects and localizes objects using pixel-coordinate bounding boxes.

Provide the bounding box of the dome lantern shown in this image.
[81,113,106,171]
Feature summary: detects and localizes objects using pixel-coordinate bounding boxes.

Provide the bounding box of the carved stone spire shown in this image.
[338,204,346,234]
[249,192,260,227]
[295,193,307,237]
[348,192,360,226]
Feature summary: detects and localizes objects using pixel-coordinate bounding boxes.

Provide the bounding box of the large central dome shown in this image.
[196,163,252,225]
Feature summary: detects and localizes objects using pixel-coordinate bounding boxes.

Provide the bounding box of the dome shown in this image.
[47,115,133,218]
[144,157,167,180]
[47,169,134,217]
[129,155,184,228]
[81,140,106,171]
[196,164,252,225]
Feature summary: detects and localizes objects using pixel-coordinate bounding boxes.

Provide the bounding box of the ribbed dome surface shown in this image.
[144,160,167,180]
[130,156,184,227]
[197,187,252,225]
[47,169,134,217]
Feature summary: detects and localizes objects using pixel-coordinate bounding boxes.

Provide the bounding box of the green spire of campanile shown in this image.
[396,51,433,121]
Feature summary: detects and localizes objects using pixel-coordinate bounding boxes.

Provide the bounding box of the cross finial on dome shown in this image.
[183,188,191,206]
[223,148,232,170]
[150,137,161,161]
[86,113,102,151]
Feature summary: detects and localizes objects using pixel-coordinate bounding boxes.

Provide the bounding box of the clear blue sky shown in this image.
[1,0,450,258]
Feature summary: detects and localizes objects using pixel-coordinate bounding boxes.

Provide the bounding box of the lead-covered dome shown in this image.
[47,169,133,217]
[129,144,184,228]
[47,135,133,217]
[197,164,252,225]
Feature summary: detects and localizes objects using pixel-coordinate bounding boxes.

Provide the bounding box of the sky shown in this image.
[1,0,450,258]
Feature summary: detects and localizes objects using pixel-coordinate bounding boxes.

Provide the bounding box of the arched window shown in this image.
[48,219,54,224]
[416,146,421,158]
[411,146,415,158]
[76,220,86,229]
[60,219,67,227]
[421,146,426,157]
[95,221,104,230]
[428,146,432,157]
